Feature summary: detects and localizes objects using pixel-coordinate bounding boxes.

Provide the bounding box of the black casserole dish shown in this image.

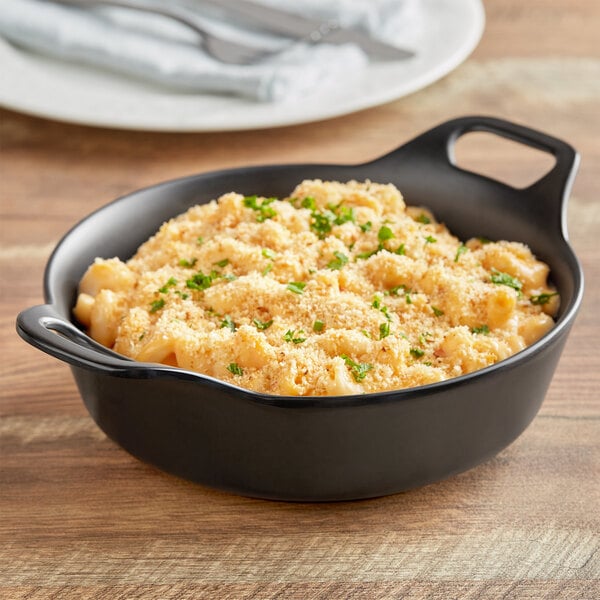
[17,117,583,501]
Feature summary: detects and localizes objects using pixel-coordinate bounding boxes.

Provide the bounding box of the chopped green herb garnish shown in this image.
[471,324,490,335]
[327,251,349,270]
[359,221,372,233]
[340,354,373,382]
[378,225,394,242]
[379,321,391,339]
[310,211,335,238]
[196,236,204,245]
[158,277,178,293]
[394,243,406,255]
[333,205,355,226]
[372,295,382,309]
[149,298,165,313]
[388,285,408,297]
[138,332,146,341]
[253,318,273,330]
[431,306,444,317]
[410,347,425,358]
[424,235,437,244]
[262,248,276,259]
[179,257,197,268]
[174,290,189,300]
[214,258,230,268]
[356,246,380,260]
[283,329,306,344]
[243,195,277,222]
[313,320,325,332]
[478,236,493,244]
[419,332,433,345]
[530,292,558,305]
[491,269,523,295]
[220,315,236,332]
[186,270,216,291]
[262,263,273,276]
[362,329,372,338]
[227,362,243,376]
[287,281,306,294]
[455,243,468,262]
[220,273,237,281]
[415,213,431,224]
[301,196,317,211]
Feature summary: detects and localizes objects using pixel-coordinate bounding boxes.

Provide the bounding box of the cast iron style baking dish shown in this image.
[17,116,583,501]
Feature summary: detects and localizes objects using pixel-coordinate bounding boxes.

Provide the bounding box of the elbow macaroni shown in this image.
[73,180,559,396]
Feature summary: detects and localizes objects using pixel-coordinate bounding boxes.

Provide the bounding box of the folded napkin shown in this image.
[0,0,420,102]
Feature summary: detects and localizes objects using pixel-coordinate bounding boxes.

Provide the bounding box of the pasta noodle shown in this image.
[74,180,560,396]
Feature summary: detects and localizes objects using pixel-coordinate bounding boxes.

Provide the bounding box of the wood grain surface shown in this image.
[1,1,599,598]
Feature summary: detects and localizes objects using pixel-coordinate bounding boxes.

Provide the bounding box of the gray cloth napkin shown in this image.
[0,0,419,102]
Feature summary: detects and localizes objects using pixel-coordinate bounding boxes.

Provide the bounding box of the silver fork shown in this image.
[48,0,285,64]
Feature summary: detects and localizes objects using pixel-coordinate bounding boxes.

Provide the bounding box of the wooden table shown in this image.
[1,1,599,597]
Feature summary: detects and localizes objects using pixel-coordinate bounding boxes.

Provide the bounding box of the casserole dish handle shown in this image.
[17,303,145,375]
[389,115,580,237]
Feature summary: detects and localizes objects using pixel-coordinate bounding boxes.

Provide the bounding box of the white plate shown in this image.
[0,0,483,131]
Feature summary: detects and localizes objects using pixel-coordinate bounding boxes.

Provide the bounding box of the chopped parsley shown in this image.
[389,285,412,304]
[379,321,391,339]
[186,270,217,291]
[261,248,276,259]
[327,251,349,270]
[149,298,165,313]
[410,347,425,358]
[327,202,356,226]
[530,292,558,305]
[227,362,243,376]
[415,213,431,224]
[454,243,468,262]
[419,332,433,345]
[220,315,236,332]
[372,295,392,321]
[471,324,490,335]
[301,196,317,211]
[313,320,325,332]
[284,329,306,344]
[491,269,523,295]
[262,263,273,276]
[179,257,197,268]
[424,235,437,244]
[243,195,277,222]
[158,277,177,293]
[340,354,373,382]
[431,306,444,317]
[174,290,189,300]
[359,221,372,233]
[253,318,273,330]
[287,281,306,294]
[394,243,406,255]
[378,225,394,242]
[356,247,380,260]
[196,236,204,245]
[213,258,230,268]
[310,211,335,238]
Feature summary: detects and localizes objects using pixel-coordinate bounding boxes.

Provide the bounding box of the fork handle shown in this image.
[49,0,210,40]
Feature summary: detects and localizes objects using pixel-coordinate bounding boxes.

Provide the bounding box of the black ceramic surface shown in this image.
[17,117,583,501]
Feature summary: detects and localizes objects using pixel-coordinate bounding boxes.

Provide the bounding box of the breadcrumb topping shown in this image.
[74,180,559,396]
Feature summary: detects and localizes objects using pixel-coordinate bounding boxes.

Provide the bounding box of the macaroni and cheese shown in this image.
[74,180,559,396]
